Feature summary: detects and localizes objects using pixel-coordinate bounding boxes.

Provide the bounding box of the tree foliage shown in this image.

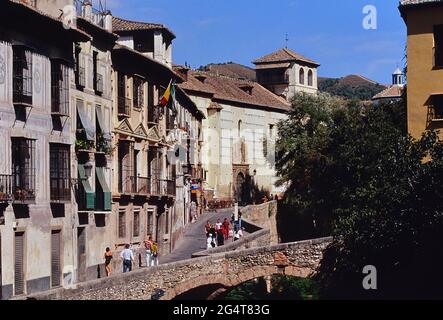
[276,92,443,298]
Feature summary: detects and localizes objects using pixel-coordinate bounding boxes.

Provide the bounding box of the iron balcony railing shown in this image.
[50,177,71,202]
[118,97,131,117]
[120,176,151,196]
[1,173,36,203]
[0,174,13,202]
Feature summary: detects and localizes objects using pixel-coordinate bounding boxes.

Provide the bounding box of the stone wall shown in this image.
[241,201,279,244]
[25,237,332,300]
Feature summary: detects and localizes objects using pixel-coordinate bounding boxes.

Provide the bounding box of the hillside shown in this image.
[198,62,256,81]
[318,75,387,101]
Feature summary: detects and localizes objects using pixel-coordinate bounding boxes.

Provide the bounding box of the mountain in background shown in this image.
[318,75,387,101]
[197,62,257,81]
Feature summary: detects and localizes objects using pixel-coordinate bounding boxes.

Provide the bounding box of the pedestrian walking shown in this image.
[215,219,222,232]
[151,241,159,266]
[217,228,224,246]
[144,236,154,267]
[222,218,230,240]
[120,244,134,273]
[205,221,211,237]
[104,247,113,277]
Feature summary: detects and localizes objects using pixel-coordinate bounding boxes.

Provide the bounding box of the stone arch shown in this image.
[161,265,316,300]
[299,68,305,85]
[308,69,313,86]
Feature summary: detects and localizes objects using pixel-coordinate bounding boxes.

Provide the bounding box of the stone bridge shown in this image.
[28,237,332,300]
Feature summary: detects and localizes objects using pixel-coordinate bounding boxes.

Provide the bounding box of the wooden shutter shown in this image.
[51,230,61,288]
[118,211,126,238]
[14,232,24,295]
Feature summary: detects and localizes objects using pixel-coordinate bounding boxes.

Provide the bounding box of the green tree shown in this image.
[276,92,443,298]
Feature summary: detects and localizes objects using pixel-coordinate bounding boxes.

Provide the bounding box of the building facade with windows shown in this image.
[253,48,320,100]
[0,1,89,299]
[400,0,443,139]
[178,69,290,204]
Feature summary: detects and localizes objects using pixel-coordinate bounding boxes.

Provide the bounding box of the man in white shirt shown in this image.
[120,244,134,273]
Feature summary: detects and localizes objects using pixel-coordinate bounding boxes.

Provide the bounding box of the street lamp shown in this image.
[84,160,94,178]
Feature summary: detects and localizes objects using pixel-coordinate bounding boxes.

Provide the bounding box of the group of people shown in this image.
[205,212,244,249]
[102,236,160,277]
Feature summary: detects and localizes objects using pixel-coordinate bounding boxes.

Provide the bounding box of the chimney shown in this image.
[83,0,92,21]
[104,10,113,32]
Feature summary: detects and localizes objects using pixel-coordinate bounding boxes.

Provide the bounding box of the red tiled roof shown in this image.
[112,16,175,39]
[179,70,290,112]
[372,85,404,100]
[253,48,320,66]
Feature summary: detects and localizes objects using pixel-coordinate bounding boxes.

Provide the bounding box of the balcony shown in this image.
[157,179,175,197]
[118,97,131,117]
[120,176,151,196]
[95,73,104,94]
[50,177,71,203]
[13,85,32,107]
[1,173,36,204]
[0,174,13,202]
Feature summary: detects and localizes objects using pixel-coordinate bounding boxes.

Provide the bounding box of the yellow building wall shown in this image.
[406,6,443,139]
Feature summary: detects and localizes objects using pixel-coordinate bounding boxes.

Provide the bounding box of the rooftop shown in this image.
[178,70,290,112]
[372,85,404,100]
[201,63,256,81]
[112,16,176,40]
[253,48,320,67]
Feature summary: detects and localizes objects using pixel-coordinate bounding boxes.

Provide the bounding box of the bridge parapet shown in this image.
[26,237,332,300]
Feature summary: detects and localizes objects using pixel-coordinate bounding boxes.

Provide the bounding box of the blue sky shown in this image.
[103,0,406,84]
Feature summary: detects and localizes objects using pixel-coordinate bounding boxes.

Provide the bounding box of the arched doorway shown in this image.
[236,172,245,204]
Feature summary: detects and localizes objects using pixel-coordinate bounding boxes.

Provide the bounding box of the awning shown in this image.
[255,62,291,70]
[96,167,111,211]
[96,106,112,141]
[77,100,96,141]
[78,164,95,210]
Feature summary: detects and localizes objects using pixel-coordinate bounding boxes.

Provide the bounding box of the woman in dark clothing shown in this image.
[104,247,113,277]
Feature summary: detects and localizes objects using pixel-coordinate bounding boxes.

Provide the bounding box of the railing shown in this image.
[159,179,175,197]
[120,176,152,196]
[428,105,443,121]
[76,67,86,88]
[1,172,36,203]
[118,97,131,117]
[137,176,151,195]
[0,174,13,202]
[95,73,104,94]
[50,178,71,202]
[13,85,32,106]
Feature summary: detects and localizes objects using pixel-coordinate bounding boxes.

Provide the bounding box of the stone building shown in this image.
[111,16,204,257]
[0,1,89,299]
[399,0,443,139]
[253,48,320,100]
[69,2,117,283]
[178,69,290,204]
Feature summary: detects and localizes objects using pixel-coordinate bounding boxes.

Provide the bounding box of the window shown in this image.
[133,210,140,237]
[165,208,169,234]
[299,68,305,85]
[431,95,443,120]
[118,211,126,238]
[74,45,85,88]
[51,60,69,116]
[238,120,242,137]
[12,138,36,202]
[434,25,443,68]
[133,77,144,109]
[269,124,274,137]
[93,51,103,94]
[308,70,313,87]
[147,209,154,236]
[13,46,33,105]
[147,84,158,127]
[50,144,71,202]
[117,73,130,116]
